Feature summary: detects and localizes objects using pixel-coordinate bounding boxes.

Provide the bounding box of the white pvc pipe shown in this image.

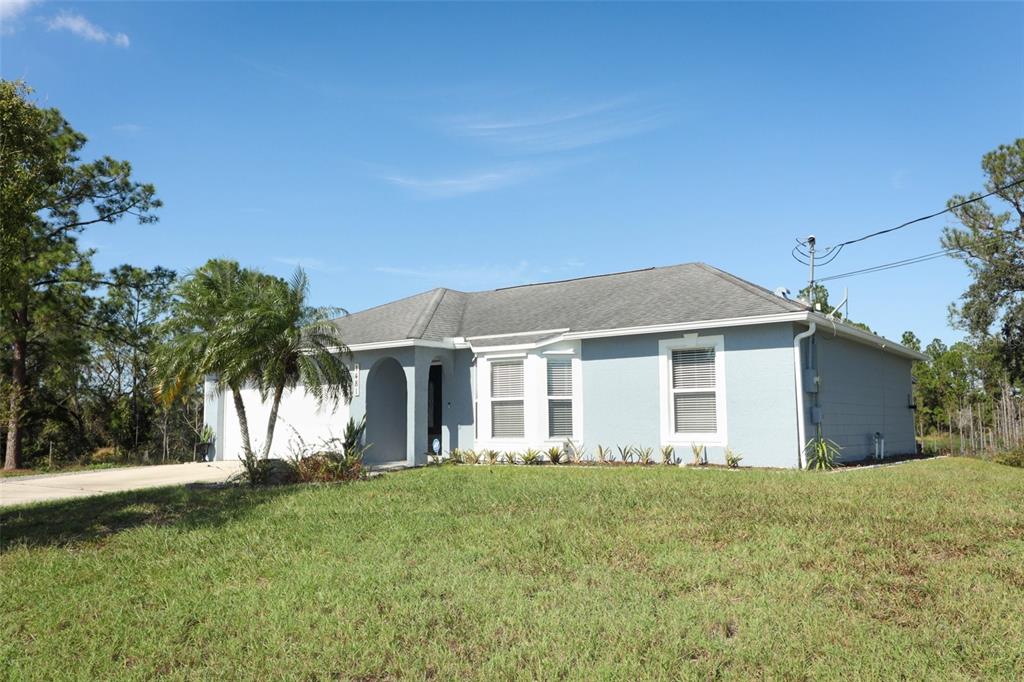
[793,322,817,469]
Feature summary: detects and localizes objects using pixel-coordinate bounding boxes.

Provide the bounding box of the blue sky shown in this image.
[2,1,1022,344]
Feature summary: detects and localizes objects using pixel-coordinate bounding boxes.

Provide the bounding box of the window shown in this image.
[671,348,717,434]
[546,357,573,438]
[491,360,524,438]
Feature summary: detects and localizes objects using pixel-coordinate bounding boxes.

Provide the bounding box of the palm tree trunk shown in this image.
[260,383,285,459]
[230,386,254,460]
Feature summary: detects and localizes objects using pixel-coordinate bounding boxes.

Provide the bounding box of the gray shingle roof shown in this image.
[334,263,808,345]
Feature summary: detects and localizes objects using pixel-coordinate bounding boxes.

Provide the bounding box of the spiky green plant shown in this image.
[617,445,634,464]
[483,449,500,465]
[447,448,464,465]
[637,446,654,465]
[596,445,612,464]
[503,451,520,465]
[660,445,676,465]
[690,443,706,466]
[725,447,743,468]
[521,448,542,466]
[565,440,587,465]
[804,427,842,470]
[462,449,480,465]
[546,446,564,465]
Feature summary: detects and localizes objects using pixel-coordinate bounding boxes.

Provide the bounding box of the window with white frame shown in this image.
[546,357,573,438]
[670,347,718,435]
[491,360,524,438]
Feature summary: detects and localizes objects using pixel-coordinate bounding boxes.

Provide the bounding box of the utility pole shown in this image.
[806,235,816,306]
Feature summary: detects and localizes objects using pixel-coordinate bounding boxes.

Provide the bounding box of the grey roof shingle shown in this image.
[334,263,808,345]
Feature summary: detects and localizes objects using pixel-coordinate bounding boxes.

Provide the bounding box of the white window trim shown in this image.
[658,335,727,447]
[544,356,576,441]
[474,342,582,449]
[489,358,526,440]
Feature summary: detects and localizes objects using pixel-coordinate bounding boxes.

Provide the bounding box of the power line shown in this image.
[816,250,952,283]
[827,176,1024,249]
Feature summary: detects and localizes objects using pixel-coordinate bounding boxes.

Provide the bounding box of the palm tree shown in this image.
[250,268,352,459]
[154,260,352,469]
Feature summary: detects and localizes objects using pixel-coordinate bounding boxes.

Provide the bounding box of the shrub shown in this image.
[342,416,367,454]
[690,443,706,466]
[725,448,743,468]
[565,440,587,464]
[284,431,366,484]
[428,451,443,466]
[546,446,565,465]
[447,448,464,465]
[804,428,841,470]
[596,445,612,464]
[617,445,635,464]
[482,449,500,465]
[637,446,654,465]
[503,451,520,465]
[463,449,480,465]
[660,445,676,465]
[521,449,542,466]
[994,447,1024,468]
[89,446,124,465]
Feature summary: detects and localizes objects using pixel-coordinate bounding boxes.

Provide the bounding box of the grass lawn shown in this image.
[2,458,1022,680]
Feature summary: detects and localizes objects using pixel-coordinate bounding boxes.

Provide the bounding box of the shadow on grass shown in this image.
[0,483,302,551]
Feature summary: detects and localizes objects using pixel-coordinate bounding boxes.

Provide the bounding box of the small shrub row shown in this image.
[430,441,743,467]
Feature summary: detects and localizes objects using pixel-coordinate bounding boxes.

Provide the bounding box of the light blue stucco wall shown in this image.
[581,323,801,468]
[811,333,916,460]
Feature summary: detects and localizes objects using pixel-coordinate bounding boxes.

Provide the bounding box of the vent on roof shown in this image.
[773,286,791,299]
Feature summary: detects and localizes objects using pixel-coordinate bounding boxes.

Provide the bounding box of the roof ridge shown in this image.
[406,288,448,339]
[693,263,808,313]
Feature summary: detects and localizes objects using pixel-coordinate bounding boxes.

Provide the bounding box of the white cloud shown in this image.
[373,258,585,289]
[112,123,144,135]
[381,165,536,198]
[0,0,40,33]
[1,0,38,21]
[445,96,668,154]
[47,11,129,47]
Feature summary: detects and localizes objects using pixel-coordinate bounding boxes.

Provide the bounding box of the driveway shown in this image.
[0,461,244,507]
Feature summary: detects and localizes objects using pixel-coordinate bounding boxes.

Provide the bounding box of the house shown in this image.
[202,263,926,468]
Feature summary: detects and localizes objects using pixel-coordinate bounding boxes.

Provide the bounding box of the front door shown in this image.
[427,364,443,453]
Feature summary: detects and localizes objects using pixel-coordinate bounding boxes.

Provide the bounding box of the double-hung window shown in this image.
[672,347,717,434]
[546,357,573,438]
[491,360,524,438]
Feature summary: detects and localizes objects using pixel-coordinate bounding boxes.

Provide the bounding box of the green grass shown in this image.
[2,459,1022,680]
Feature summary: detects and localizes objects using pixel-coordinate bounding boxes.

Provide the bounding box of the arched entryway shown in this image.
[365,357,407,465]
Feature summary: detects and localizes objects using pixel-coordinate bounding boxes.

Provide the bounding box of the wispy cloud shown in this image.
[373,258,585,289]
[112,123,144,135]
[445,96,668,154]
[381,165,538,198]
[273,257,346,274]
[47,11,129,47]
[0,0,40,33]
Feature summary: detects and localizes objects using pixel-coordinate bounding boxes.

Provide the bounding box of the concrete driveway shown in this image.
[0,461,244,507]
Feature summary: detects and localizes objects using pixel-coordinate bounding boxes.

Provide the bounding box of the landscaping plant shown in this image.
[596,445,612,464]
[521,449,542,466]
[725,448,743,468]
[546,446,565,465]
[660,445,676,465]
[804,426,841,470]
[565,440,587,464]
[637,446,654,465]
[690,443,706,466]
[617,445,635,464]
